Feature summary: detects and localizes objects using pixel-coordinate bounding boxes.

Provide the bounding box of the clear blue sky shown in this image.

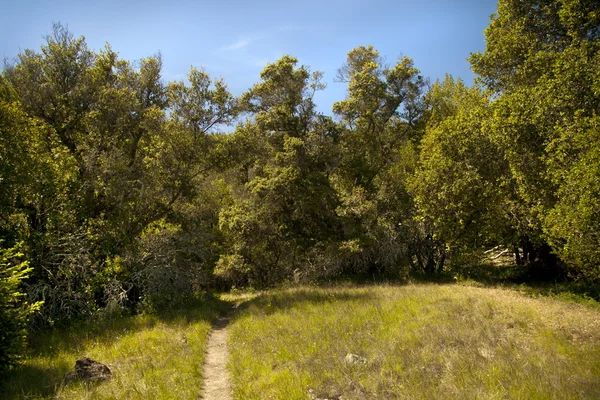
[1,0,498,115]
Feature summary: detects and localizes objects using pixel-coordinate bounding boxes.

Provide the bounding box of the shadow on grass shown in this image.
[232,287,376,321]
[442,262,600,304]
[153,292,233,324]
[29,292,231,356]
[303,262,600,306]
[0,362,70,399]
[0,292,232,399]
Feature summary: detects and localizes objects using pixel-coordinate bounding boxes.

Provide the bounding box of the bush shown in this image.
[26,231,100,328]
[0,242,41,373]
[126,219,213,310]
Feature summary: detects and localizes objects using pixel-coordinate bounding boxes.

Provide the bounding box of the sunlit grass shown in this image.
[228,284,600,399]
[0,295,230,399]
[3,283,600,399]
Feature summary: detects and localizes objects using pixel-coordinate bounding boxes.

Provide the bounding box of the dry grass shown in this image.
[228,284,600,399]
[3,284,599,399]
[0,295,229,399]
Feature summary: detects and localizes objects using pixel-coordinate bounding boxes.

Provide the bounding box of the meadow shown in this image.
[2,282,599,399]
[227,284,600,399]
[0,295,229,399]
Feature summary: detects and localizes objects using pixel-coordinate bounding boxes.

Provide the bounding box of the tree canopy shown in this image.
[1,0,600,368]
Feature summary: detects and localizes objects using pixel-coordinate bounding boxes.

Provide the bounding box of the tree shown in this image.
[2,24,240,321]
[410,76,512,267]
[332,46,427,274]
[217,56,340,286]
[545,116,600,279]
[470,0,600,277]
[240,54,322,137]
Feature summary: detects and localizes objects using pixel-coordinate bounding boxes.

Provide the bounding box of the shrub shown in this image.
[0,242,42,373]
[127,219,212,310]
[26,231,100,328]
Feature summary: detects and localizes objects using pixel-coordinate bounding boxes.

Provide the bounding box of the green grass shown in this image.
[0,294,230,399]
[3,281,600,399]
[228,284,600,399]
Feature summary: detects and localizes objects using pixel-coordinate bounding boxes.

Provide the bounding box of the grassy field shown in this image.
[2,282,600,399]
[0,294,229,399]
[228,284,600,399]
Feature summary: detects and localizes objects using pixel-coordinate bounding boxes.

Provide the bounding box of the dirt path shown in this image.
[200,315,233,400]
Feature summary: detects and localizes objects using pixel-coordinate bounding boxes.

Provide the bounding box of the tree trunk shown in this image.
[514,245,522,265]
[436,250,446,272]
[538,244,559,278]
[527,241,536,263]
[520,236,536,263]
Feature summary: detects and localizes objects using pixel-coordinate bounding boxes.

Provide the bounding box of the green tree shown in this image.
[332,46,426,274]
[410,76,512,267]
[217,56,340,286]
[470,0,600,277]
[545,116,600,279]
[2,24,239,321]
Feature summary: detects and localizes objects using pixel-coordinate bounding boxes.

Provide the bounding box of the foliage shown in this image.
[217,56,341,287]
[1,24,236,325]
[0,243,42,373]
[332,46,427,275]
[545,116,600,279]
[410,76,511,255]
[1,0,600,337]
[469,0,600,277]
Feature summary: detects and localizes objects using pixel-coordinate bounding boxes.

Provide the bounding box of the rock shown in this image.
[343,353,367,365]
[309,388,344,400]
[65,357,112,383]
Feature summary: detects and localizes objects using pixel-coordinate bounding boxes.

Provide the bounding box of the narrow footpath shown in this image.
[200,314,233,400]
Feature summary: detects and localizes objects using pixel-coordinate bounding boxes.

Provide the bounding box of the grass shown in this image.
[227,284,600,399]
[3,271,600,399]
[449,259,600,307]
[0,294,230,399]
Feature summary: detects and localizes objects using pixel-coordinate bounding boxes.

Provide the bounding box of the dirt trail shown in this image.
[200,315,233,400]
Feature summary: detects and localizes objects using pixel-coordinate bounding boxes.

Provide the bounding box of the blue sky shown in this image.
[1,0,498,115]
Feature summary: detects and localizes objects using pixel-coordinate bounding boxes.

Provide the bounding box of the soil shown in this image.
[200,315,233,400]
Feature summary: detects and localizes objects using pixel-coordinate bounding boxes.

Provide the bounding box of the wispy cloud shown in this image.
[219,25,310,53]
[221,38,252,51]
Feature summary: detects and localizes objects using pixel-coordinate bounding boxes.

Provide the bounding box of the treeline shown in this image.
[1,0,599,369]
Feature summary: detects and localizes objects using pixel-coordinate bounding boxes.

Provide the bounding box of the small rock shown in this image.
[309,391,344,400]
[478,347,494,360]
[65,357,112,383]
[343,353,367,365]
[308,387,344,400]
